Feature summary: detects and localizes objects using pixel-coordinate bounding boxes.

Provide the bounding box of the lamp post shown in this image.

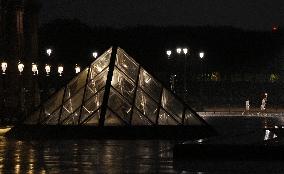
[32,63,38,75]
[166,50,172,59]
[17,61,24,75]
[166,50,177,93]
[17,61,25,113]
[58,65,63,76]
[45,64,51,76]
[1,61,7,115]
[1,61,7,74]
[176,48,188,100]
[46,48,52,57]
[92,52,98,59]
[182,48,188,100]
[199,51,205,81]
[75,64,81,74]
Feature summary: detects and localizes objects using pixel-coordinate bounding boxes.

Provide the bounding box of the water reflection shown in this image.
[0,137,176,173]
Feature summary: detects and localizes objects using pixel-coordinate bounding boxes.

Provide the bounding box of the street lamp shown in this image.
[46,48,52,57]
[58,65,63,76]
[92,52,98,59]
[199,52,205,59]
[45,64,51,76]
[75,64,81,74]
[166,50,172,59]
[32,63,38,75]
[183,48,188,55]
[176,48,182,54]
[17,61,24,75]
[1,62,7,74]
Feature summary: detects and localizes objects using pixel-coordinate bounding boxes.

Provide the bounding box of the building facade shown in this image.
[0,0,39,123]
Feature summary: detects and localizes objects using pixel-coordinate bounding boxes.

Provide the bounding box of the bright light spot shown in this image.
[199,52,205,59]
[166,50,172,57]
[176,48,182,54]
[17,61,24,74]
[92,52,98,58]
[1,62,7,74]
[122,63,128,68]
[45,64,51,76]
[32,63,38,75]
[273,134,278,139]
[75,64,81,74]
[197,139,204,143]
[183,48,188,55]
[46,48,52,56]
[58,65,64,76]
[272,26,278,31]
[145,77,151,84]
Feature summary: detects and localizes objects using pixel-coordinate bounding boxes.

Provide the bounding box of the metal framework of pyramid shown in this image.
[25,47,208,127]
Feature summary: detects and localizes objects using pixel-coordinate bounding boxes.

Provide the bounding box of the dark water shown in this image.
[2,116,284,173]
[0,137,178,173]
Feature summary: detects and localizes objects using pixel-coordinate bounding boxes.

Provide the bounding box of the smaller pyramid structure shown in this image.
[25,47,208,127]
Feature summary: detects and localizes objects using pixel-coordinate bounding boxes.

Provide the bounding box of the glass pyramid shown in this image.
[25,47,208,127]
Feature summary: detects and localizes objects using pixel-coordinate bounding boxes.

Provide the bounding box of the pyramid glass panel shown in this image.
[85,68,108,101]
[108,87,132,123]
[62,107,81,125]
[184,109,204,126]
[45,107,61,125]
[161,89,183,123]
[64,68,88,101]
[88,49,111,81]
[60,88,84,123]
[131,109,153,126]
[135,88,158,123]
[42,88,64,119]
[158,109,179,125]
[116,48,139,81]
[139,68,162,102]
[80,89,104,123]
[104,108,126,126]
[81,109,100,125]
[111,67,136,102]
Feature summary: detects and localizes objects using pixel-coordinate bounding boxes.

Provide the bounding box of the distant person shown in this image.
[242,99,250,115]
[260,93,268,115]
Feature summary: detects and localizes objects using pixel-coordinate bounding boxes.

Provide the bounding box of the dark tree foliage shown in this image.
[39,19,283,79]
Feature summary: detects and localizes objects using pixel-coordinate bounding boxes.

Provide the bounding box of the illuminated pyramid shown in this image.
[25,47,207,127]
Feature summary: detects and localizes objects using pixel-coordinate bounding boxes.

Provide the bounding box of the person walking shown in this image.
[260,93,268,115]
[242,99,250,115]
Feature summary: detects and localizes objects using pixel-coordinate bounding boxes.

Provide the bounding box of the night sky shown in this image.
[40,0,283,30]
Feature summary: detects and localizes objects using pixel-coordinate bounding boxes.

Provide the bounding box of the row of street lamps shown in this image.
[1,49,99,76]
[166,47,205,99]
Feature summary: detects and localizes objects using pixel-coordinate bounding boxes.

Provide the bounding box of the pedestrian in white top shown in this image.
[242,99,250,115]
[260,93,268,115]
